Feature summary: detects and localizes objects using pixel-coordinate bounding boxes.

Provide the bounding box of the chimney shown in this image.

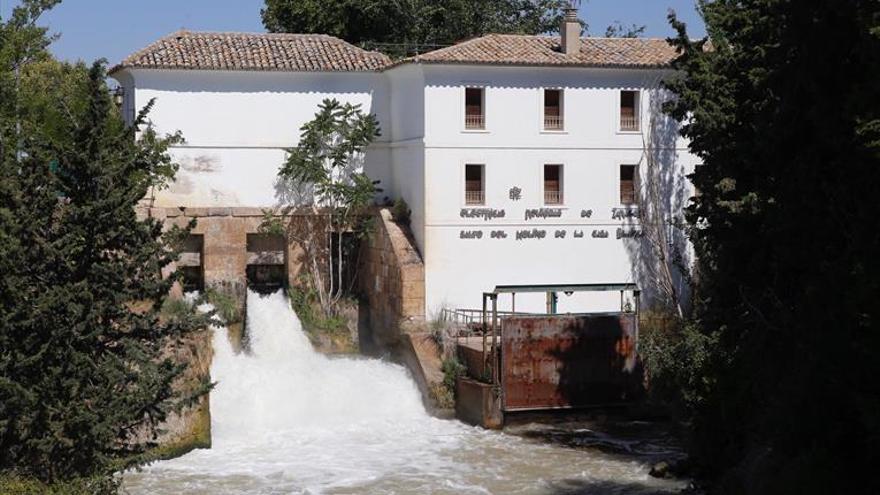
[560,6,581,55]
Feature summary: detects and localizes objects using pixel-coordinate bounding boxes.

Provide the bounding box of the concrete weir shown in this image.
[152,207,302,304]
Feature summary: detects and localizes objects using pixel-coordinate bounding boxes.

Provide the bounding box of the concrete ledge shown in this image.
[455,377,503,429]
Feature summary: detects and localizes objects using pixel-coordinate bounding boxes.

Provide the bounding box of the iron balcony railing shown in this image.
[543,115,563,130]
[465,190,484,205]
[620,113,639,131]
[544,189,562,205]
[465,114,485,130]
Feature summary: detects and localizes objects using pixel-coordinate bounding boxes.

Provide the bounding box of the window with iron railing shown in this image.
[465,87,485,130]
[544,89,564,130]
[620,90,640,131]
[465,164,485,205]
[544,164,563,205]
[620,164,639,205]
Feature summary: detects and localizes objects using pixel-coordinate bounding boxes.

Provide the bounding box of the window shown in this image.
[465,87,485,130]
[620,90,640,131]
[544,164,563,205]
[620,165,639,205]
[465,164,485,205]
[543,89,563,130]
[179,234,204,292]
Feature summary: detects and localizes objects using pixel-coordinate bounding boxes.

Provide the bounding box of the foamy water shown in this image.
[124,290,683,494]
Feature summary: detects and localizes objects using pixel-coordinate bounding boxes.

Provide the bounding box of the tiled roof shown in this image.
[111,30,391,73]
[401,34,678,69]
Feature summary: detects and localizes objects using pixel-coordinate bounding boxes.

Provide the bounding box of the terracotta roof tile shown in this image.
[111,30,391,73]
[403,34,678,69]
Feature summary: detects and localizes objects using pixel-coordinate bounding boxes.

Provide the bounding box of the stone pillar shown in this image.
[199,215,248,303]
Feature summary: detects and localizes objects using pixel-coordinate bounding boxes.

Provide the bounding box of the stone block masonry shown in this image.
[149,206,305,305]
[360,208,426,347]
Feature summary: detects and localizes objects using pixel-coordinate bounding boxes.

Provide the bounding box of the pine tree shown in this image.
[664,1,880,492]
[0,52,207,488]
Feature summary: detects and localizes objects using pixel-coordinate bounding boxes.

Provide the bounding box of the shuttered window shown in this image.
[620,165,638,205]
[620,91,640,131]
[465,88,485,129]
[544,164,563,204]
[543,89,563,130]
[465,164,485,205]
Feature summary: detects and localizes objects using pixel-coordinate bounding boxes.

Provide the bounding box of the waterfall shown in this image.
[211,290,427,440]
[126,290,683,495]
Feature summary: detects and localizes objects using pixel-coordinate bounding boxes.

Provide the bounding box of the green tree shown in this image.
[272,98,380,315]
[261,0,575,55]
[604,21,646,38]
[664,1,880,492]
[0,2,207,487]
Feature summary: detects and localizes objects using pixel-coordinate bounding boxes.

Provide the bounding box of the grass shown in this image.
[159,296,193,321]
[202,288,241,324]
[288,284,356,353]
[0,473,118,495]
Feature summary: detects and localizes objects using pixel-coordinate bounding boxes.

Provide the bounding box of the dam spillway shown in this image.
[124,290,683,494]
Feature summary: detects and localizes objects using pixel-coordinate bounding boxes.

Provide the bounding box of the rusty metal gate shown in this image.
[500,314,641,411]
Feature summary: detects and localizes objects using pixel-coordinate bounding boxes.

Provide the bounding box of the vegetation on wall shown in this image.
[659,1,880,492]
[288,277,356,353]
[0,1,206,489]
[391,197,411,227]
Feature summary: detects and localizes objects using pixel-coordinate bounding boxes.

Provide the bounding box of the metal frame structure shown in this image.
[480,283,641,387]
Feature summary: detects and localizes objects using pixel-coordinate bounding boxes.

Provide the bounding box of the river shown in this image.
[123,290,685,495]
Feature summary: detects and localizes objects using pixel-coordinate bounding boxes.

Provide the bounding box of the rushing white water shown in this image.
[125,290,684,495]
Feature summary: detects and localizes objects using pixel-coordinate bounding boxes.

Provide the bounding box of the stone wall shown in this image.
[150,207,305,304]
[360,208,426,347]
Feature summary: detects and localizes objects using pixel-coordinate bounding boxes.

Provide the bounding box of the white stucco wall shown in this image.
[417,65,697,314]
[118,68,391,207]
[116,61,697,315]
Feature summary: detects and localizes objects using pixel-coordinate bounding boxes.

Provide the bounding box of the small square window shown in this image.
[465,164,484,205]
[465,88,485,130]
[620,90,640,131]
[544,164,563,205]
[544,89,564,130]
[620,165,639,205]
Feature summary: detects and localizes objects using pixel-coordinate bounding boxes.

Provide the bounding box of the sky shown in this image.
[0,0,707,66]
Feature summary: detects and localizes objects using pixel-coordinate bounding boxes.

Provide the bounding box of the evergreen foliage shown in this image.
[665,1,880,492]
[0,2,208,485]
[261,0,576,56]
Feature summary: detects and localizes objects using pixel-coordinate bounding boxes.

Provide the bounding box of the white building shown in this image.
[111,15,696,316]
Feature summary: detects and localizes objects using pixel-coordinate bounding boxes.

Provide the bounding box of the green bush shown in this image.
[639,313,717,416]
[391,197,411,226]
[441,357,466,392]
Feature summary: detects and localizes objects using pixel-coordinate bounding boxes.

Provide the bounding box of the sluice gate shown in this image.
[454,284,643,428]
[246,233,287,294]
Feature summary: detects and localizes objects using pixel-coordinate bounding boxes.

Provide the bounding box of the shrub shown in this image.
[639,312,717,416]
[391,197,411,226]
[441,357,466,392]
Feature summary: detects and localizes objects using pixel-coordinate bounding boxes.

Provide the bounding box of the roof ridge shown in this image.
[170,30,333,38]
[111,30,391,74]
[396,33,677,70]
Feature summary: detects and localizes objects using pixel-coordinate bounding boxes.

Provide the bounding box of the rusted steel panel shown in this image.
[501,314,641,411]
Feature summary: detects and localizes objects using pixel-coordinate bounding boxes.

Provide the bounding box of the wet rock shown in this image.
[650,461,671,478]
